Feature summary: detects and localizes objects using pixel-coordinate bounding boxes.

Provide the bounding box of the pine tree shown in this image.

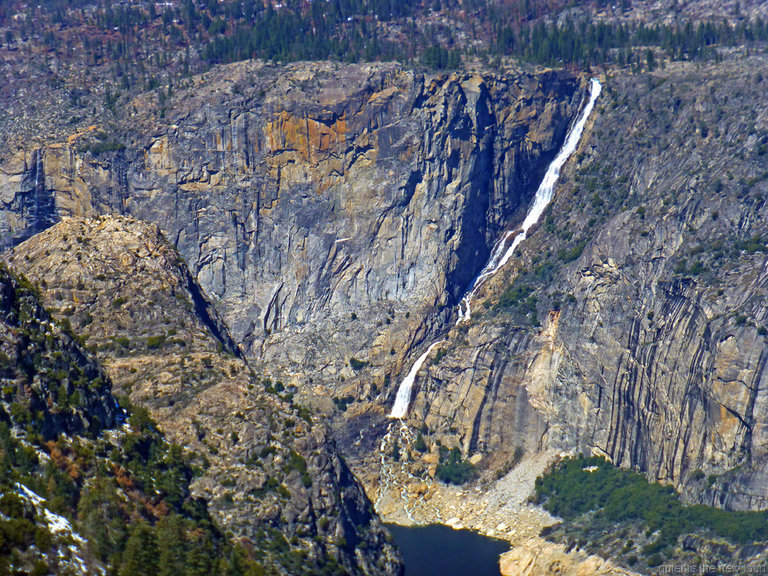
[157,515,188,576]
[119,518,158,576]
[185,528,216,576]
[77,478,128,564]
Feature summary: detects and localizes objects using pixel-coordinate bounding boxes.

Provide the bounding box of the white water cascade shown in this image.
[377,421,417,517]
[389,340,446,419]
[457,78,602,323]
[33,149,42,230]
[387,78,602,420]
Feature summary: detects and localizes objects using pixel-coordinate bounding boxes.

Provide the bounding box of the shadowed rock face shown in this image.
[0,149,57,249]
[0,263,118,439]
[0,59,583,408]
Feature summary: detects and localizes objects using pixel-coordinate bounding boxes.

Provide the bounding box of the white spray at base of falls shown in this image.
[377,421,416,519]
[457,78,602,323]
[389,340,446,419]
[376,420,443,521]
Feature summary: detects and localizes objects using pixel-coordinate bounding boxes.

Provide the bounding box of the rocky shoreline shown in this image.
[363,447,638,575]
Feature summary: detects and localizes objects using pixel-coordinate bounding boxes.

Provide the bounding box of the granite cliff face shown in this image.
[8,215,402,576]
[4,55,768,526]
[0,61,583,411]
[0,60,587,575]
[403,58,768,510]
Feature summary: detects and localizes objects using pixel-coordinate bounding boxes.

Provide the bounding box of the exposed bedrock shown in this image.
[0,61,584,409]
[406,60,768,510]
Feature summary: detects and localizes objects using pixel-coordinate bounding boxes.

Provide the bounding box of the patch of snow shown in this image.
[16,484,85,543]
[14,483,91,574]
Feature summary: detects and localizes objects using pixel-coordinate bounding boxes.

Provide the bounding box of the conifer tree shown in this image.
[119,518,159,576]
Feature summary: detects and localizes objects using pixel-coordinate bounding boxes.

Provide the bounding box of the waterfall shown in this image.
[387,78,602,419]
[32,149,43,233]
[389,340,446,419]
[376,419,438,520]
[34,150,41,205]
[457,78,602,323]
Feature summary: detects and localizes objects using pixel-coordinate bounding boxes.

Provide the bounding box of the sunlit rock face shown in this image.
[7,55,768,519]
[0,60,583,410]
[406,60,768,511]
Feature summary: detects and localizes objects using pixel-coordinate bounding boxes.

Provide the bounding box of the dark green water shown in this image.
[386,523,510,576]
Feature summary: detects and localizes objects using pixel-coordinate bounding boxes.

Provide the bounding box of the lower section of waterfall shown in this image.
[389,341,446,419]
[388,79,601,420]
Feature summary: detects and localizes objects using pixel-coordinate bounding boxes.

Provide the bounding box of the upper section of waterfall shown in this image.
[457,78,602,324]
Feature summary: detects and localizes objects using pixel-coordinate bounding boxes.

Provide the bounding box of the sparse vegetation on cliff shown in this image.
[6,217,403,576]
[0,266,266,575]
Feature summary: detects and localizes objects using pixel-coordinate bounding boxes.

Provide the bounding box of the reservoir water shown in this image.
[387,524,510,576]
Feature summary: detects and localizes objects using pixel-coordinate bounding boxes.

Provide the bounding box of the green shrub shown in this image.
[111,297,127,309]
[333,396,354,412]
[557,240,587,263]
[690,469,705,481]
[79,139,125,156]
[436,447,475,485]
[349,357,367,370]
[496,283,532,309]
[30,560,50,576]
[735,235,766,254]
[295,405,312,423]
[286,450,307,475]
[688,261,706,275]
[146,335,166,349]
[493,281,541,326]
[646,553,665,567]
[414,433,427,453]
[259,446,277,459]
